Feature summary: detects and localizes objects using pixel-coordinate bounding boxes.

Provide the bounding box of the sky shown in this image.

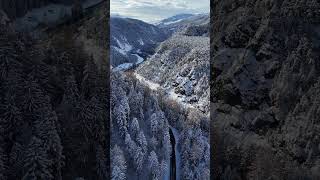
[110,0,210,23]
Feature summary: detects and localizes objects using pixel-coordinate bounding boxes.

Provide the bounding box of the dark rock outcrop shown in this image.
[211,0,320,179]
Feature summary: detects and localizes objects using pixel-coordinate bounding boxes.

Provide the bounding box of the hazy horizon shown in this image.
[110,0,210,23]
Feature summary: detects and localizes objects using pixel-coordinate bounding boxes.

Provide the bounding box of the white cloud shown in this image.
[111,0,210,23]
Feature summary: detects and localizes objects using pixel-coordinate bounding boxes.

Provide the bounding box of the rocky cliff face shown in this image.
[211,0,320,179]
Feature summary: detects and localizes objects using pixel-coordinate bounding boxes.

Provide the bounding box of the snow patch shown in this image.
[115,38,132,53]
[133,54,144,64]
[113,63,133,72]
[138,38,144,45]
[163,19,183,25]
[134,72,199,110]
[112,46,127,56]
[134,72,160,91]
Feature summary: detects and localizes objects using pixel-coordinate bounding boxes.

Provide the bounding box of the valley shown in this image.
[110,13,210,180]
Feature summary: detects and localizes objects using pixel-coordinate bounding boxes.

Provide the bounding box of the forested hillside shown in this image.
[111,14,210,180]
[211,0,320,179]
[110,17,167,69]
[0,2,108,179]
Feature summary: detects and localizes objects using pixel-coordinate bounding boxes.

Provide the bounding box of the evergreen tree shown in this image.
[96,145,107,180]
[124,133,137,159]
[128,86,144,120]
[129,118,140,139]
[111,145,127,180]
[63,73,79,106]
[22,137,53,180]
[21,75,45,113]
[150,136,158,150]
[163,128,171,160]
[113,103,128,137]
[160,160,168,180]
[81,56,98,97]
[33,107,64,179]
[148,151,160,180]
[0,123,7,180]
[136,131,148,153]
[150,113,158,136]
[133,146,144,174]
[0,147,6,180]
[0,91,22,141]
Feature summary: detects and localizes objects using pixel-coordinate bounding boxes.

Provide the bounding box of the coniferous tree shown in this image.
[22,137,53,180]
[162,128,171,160]
[133,146,144,174]
[136,131,148,153]
[148,151,160,180]
[33,106,64,180]
[96,145,108,180]
[21,75,45,113]
[150,113,158,136]
[160,160,168,180]
[63,73,79,106]
[81,56,98,97]
[111,145,127,180]
[113,103,128,137]
[150,136,158,150]
[129,118,140,139]
[0,122,7,180]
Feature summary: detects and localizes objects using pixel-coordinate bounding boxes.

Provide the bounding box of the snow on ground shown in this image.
[112,46,127,56]
[134,72,160,91]
[163,19,183,25]
[134,72,199,111]
[138,38,144,45]
[115,38,132,53]
[166,89,194,110]
[113,63,133,72]
[132,54,144,64]
[170,127,181,180]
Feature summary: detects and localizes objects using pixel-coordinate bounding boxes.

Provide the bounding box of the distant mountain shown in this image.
[157,13,210,35]
[156,13,194,26]
[110,17,167,69]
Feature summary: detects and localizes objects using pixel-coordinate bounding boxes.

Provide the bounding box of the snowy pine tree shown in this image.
[150,136,158,150]
[150,113,158,136]
[22,137,53,180]
[136,131,148,153]
[125,133,137,159]
[133,146,144,174]
[111,145,127,180]
[63,74,79,106]
[163,129,171,160]
[113,103,128,137]
[129,118,140,138]
[148,151,160,180]
[160,160,168,180]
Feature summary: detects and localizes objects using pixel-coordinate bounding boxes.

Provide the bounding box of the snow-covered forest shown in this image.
[111,71,209,180]
[0,2,109,179]
[111,13,210,180]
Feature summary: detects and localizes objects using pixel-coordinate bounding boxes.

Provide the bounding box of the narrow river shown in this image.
[169,128,176,180]
[169,127,181,180]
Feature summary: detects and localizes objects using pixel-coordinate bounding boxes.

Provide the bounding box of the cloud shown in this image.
[111,0,210,23]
